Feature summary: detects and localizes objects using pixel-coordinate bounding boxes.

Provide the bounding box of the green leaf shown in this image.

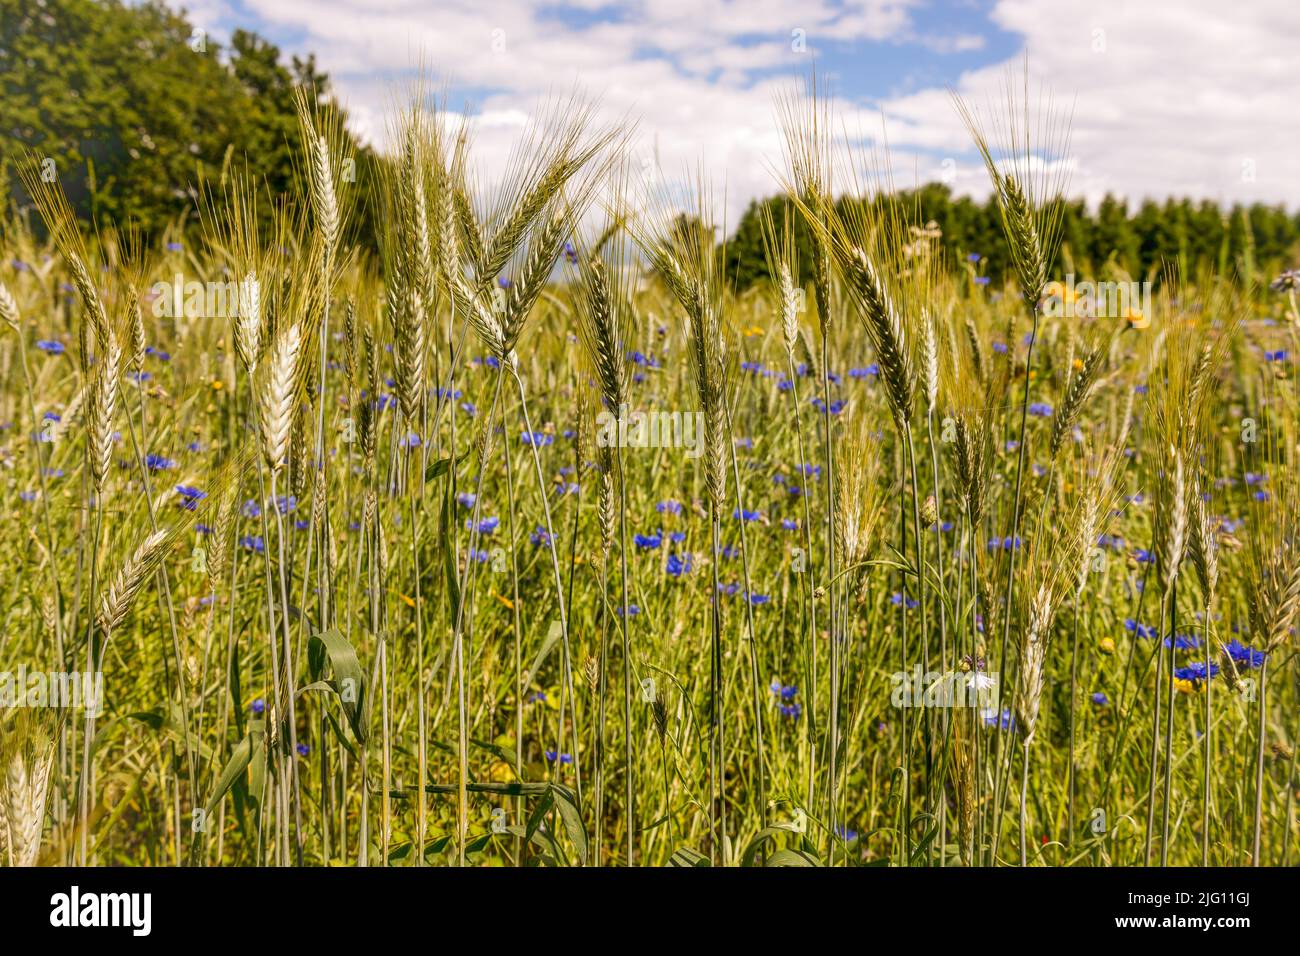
[549,784,588,865]
[766,848,821,867]
[308,627,368,743]
[440,478,461,622]
[668,846,709,867]
[522,620,561,690]
[205,731,253,816]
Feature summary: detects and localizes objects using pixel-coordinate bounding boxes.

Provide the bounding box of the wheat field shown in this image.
[1,81,1298,869]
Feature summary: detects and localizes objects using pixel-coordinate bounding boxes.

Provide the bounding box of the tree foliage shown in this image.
[0,0,378,242]
[726,185,1300,292]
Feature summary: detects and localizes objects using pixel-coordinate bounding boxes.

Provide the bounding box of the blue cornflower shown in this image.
[1091,692,1108,706]
[635,530,663,550]
[666,552,693,576]
[1028,402,1053,417]
[656,499,682,515]
[521,430,553,447]
[984,708,1016,730]
[145,454,176,471]
[251,699,265,714]
[1224,639,1266,670]
[810,397,846,415]
[1174,662,1219,683]
[467,516,499,534]
[733,508,761,522]
[175,485,207,510]
[239,535,265,553]
[1125,619,1157,639]
[986,535,1022,552]
[36,340,65,354]
[630,350,662,369]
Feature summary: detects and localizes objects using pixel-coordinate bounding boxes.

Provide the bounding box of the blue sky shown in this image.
[175,0,1299,222]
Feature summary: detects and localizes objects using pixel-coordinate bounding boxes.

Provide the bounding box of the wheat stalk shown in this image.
[259,321,302,473]
[87,326,120,494]
[1049,346,1103,460]
[98,528,172,634]
[236,271,262,372]
[0,281,20,330]
[921,309,938,418]
[2,724,54,867]
[842,246,914,428]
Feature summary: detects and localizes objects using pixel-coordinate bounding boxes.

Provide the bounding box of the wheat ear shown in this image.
[260,321,302,473]
[98,528,172,634]
[87,326,120,494]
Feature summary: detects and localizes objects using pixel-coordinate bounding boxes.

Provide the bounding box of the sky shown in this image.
[175,0,1300,226]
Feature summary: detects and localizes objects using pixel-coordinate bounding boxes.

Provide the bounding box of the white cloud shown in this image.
[182,0,1300,225]
[878,0,1300,209]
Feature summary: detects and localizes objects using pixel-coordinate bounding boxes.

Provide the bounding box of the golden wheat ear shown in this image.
[951,63,1072,307]
[0,714,56,867]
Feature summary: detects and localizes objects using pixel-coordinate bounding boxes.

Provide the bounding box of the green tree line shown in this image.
[4,0,1297,287]
[1,0,380,244]
[725,184,1300,291]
